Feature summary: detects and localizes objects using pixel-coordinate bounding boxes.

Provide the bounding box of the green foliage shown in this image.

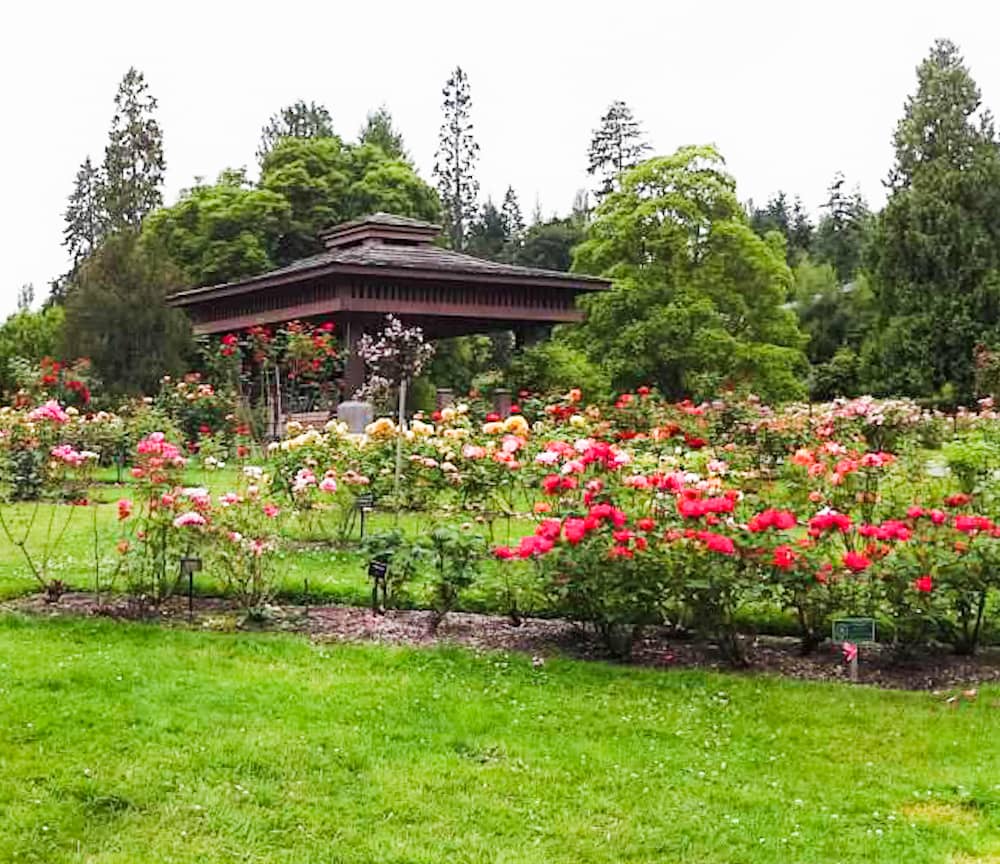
[749,191,813,265]
[422,526,487,628]
[61,233,193,395]
[573,145,808,401]
[0,306,65,395]
[586,100,651,199]
[62,157,105,267]
[143,169,291,286]
[513,216,586,272]
[812,172,872,282]
[102,67,165,232]
[358,105,407,161]
[257,99,334,162]
[867,39,1000,404]
[508,339,611,400]
[434,67,479,249]
[260,137,439,264]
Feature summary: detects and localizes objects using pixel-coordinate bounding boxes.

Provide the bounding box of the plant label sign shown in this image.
[368,560,388,580]
[832,617,876,643]
[356,493,375,512]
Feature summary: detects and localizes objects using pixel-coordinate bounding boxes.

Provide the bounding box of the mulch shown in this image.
[6,591,1000,692]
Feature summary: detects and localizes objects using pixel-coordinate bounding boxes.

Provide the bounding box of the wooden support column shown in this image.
[343,318,366,397]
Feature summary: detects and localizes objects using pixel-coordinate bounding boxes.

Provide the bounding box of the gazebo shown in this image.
[167,212,609,395]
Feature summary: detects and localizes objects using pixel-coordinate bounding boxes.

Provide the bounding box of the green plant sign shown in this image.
[832,617,876,643]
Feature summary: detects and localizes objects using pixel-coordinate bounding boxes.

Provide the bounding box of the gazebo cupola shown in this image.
[168,212,610,392]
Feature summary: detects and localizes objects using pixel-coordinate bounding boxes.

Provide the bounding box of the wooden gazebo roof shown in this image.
[168,212,609,337]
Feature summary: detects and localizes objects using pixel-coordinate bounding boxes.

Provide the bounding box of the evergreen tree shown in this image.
[813,172,871,282]
[466,199,507,260]
[16,284,34,313]
[102,68,166,232]
[257,100,334,162]
[867,39,1000,402]
[514,217,585,272]
[433,67,479,250]
[750,192,812,264]
[500,186,524,241]
[61,233,192,395]
[586,100,650,199]
[359,105,407,160]
[63,156,106,266]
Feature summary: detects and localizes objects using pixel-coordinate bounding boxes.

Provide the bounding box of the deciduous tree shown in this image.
[573,146,808,401]
[143,169,291,286]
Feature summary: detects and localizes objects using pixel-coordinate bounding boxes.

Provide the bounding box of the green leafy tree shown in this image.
[866,39,1000,403]
[586,100,651,199]
[63,156,107,266]
[0,306,65,394]
[359,105,408,161]
[102,68,165,232]
[572,145,808,401]
[434,67,479,250]
[143,168,291,286]
[257,100,334,162]
[260,137,439,264]
[791,257,876,398]
[61,233,192,395]
[812,173,871,282]
[513,217,586,272]
[345,144,439,223]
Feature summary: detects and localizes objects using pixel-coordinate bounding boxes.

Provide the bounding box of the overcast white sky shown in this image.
[2,0,997,315]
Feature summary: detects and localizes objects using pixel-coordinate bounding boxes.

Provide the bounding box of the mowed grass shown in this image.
[0,467,534,608]
[0,616,999,862]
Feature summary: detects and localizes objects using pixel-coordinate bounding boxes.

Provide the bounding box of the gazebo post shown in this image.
[343,318,366,398]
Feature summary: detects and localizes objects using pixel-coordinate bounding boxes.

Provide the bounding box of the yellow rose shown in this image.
[503,415,529,435]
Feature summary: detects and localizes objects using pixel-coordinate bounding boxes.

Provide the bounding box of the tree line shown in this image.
[3,39,999,407]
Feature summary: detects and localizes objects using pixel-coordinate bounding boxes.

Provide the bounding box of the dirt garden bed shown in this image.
[6,591,1000,692]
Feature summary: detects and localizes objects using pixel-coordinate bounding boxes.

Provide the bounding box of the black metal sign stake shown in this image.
[180,554,202,623]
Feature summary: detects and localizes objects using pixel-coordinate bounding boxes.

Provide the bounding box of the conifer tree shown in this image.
[63,156,106,266]
[359,105,408,160]
[868,39,1000,402]
[500,186,524,241]
[257,100,334,162]
[433,67,479,249]
[102,68,165,232]
[586,100,650,199]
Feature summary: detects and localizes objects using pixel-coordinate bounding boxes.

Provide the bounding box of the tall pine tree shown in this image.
[257,100,334,162]
[433,67,479,250]
[867,39,1000,402]
[359,105,407,160]
[63,156,106,266]
[500,186,524,241]
[586,101,650,199]
[103,68,165,232]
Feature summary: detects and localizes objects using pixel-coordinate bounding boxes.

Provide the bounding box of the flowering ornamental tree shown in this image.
[354,315,435,402]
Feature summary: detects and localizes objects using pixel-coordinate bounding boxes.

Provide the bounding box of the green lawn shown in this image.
[0,615,998,863]
[0,468,534,610]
